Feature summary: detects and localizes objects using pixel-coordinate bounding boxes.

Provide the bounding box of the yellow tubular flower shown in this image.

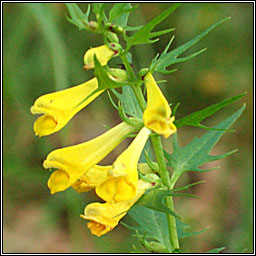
[84,45,116,70]
[72,165,112,193]
[81,179,153,237]
[143,72,177,138]
[30,78,103,137]
[96,126,151,203]
[43,122,140,194]
[72,163,154,193]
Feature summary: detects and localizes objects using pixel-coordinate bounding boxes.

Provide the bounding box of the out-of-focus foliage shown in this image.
[3,3,253,253]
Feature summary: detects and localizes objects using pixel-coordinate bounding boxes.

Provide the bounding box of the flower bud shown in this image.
[106,31,119,43]
[108,68,127,82]
[87,21,100,32]
[105,23,124,34]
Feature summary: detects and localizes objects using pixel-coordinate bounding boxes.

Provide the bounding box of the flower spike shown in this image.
[143,72,177,138]
[43,121,141,194]
[96,126,151,203]
[30,78,103,137]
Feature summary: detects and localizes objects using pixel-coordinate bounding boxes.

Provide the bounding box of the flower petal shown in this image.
[47,170,70,194]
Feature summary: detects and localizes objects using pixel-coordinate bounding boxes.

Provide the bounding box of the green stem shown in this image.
[151,135,180,253]
[120,53,146,111]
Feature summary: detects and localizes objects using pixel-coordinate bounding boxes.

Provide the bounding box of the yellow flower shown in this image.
[143,72,177,138]
[72,165,112,193]
[30,78,103,137]
[43,121,140,194]
[72,163,154,193]
[81,179,153,237]
[84,45,116,70]
[95,126,151,203]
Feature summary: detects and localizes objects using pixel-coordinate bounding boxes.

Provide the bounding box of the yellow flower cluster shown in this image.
[31,44,176,236]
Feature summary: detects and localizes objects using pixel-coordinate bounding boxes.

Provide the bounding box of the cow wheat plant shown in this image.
[30,3,245,253]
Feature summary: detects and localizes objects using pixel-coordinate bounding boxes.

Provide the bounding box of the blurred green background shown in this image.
[3,3,253,253]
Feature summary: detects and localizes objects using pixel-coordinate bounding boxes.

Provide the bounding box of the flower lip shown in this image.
[47,170,71,194]
[43,159,68,175]
[85,220,112,237]
[33,115,58,137]
[30,104,54,116]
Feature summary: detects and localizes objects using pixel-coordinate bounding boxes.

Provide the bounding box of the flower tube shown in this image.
[72,163,154,193]
[84,45,116,70]
[143,72,177,138]
[96,126,151,203]
[72,165,112,193]
[30,78,103,137]
[43,121,141,194]
[81,179,153,237]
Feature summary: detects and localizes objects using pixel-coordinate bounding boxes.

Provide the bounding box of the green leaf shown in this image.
[111,86,143,118]
[124,3,181,51]
[172,180,205,192]
[94,55,131,91]
[134,187,200,219]
[92,3,105,23]
[123,206,173,252]
[154,17,231,73]
[65,3,90,30]
[75,56,132,109]
[135,188,181,219]
[125,25,144,32]
[109,3,138,27]
[176,219,209,239]
[206,247,226,253]
[174,92,247,130]
[123,206,208,252]
[165,105,245,175]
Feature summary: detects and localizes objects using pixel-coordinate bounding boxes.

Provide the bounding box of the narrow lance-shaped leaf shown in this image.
[92,3,105,23]
[165,105,245,174]
[172,180,205,192]
[124,3,181,51]
[154,17,231,74]
[134,188,189,219]
[65,3,90,30]
[174,92,246,130]
[75,55,133,109]
[206,247,226,253]
[176,219,209,239]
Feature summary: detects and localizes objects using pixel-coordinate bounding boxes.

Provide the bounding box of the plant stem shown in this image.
[120,53,146,111]
[151,135,180,253]
[120,52,179,252]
